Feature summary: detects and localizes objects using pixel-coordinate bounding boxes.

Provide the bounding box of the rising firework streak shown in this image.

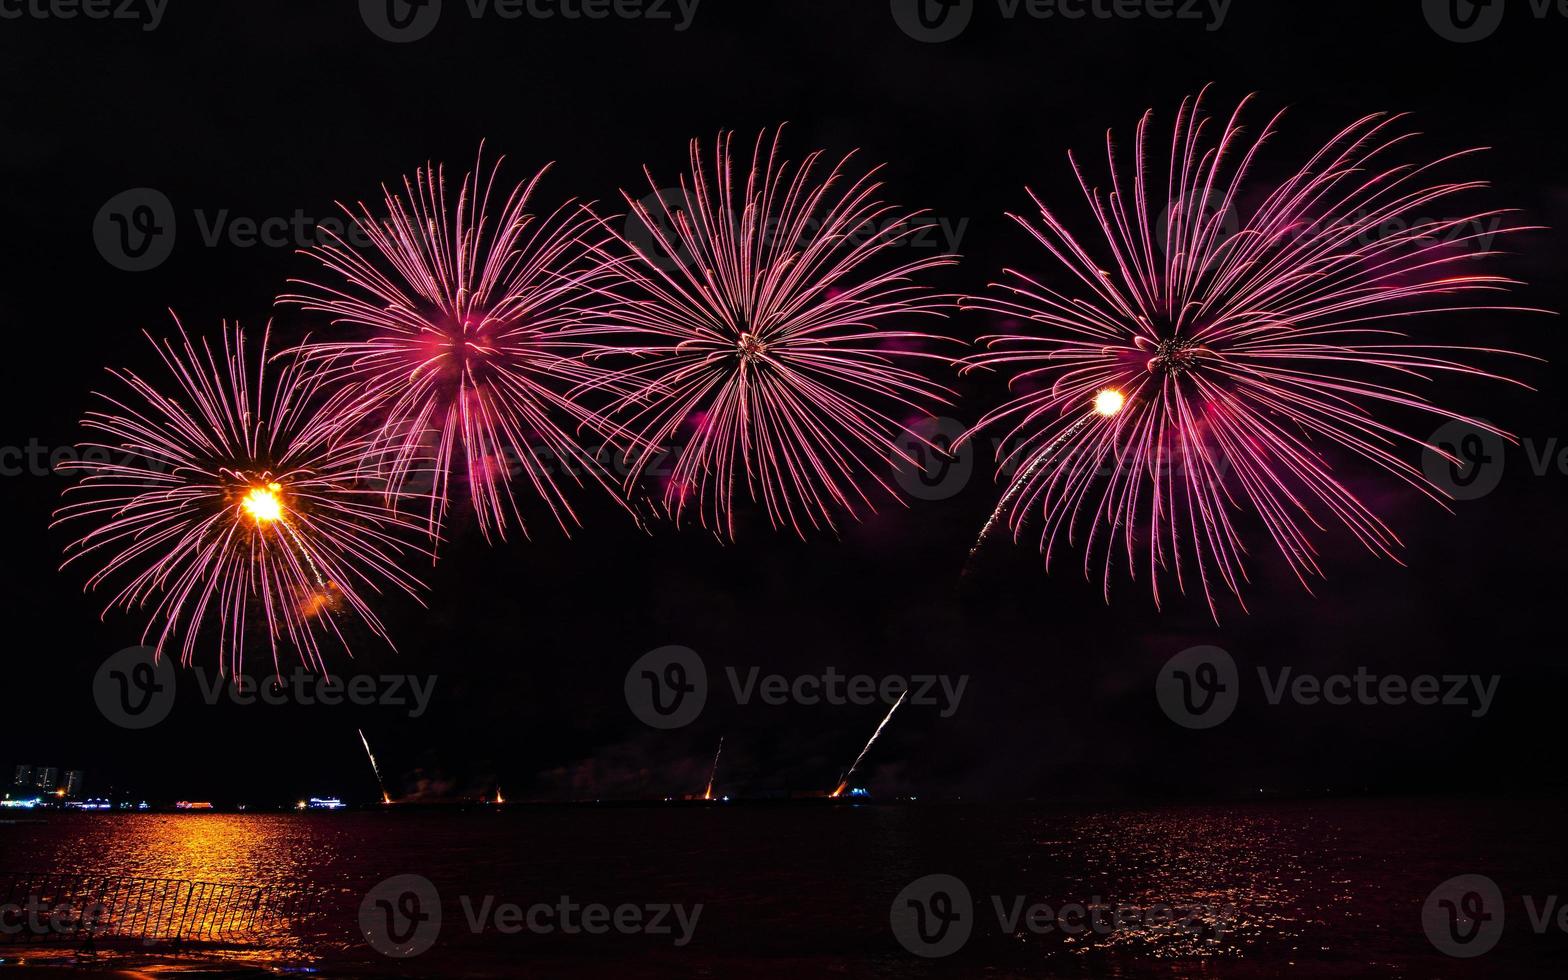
[358,729,392,805]
[966,388,1127,576]
[704,737,724,801]
[831,691,909,798]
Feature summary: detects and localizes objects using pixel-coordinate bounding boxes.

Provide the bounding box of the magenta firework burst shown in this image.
[281,148,626,544]
[592,129,959,538]
[966,90,1539,616]
[54,319,427,673]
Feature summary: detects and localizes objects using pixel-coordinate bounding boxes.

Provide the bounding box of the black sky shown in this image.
[1,1,1564,805]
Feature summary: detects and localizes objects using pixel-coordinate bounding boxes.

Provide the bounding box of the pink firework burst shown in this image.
[280,148,628,544]
[965,90,1542,617]
[54,318,427,674]
[590,129,960,539]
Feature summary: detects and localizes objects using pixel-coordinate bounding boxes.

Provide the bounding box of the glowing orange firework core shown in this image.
[241,483,285,524]
[1093,389,1127,418]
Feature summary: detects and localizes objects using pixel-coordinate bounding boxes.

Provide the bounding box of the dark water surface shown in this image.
[1,799,1564,977]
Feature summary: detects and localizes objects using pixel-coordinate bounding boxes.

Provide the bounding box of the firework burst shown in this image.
[965,89,1541,616]
[589,128,959,538]
[280,147,628,544]
[54,318,428,674]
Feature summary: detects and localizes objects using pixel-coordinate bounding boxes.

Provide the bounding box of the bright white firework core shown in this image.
[1093,389,1127,417]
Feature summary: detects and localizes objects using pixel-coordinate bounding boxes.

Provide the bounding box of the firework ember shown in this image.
[281,147,630,545]
[54,318,427,673]
[589,128,960,539]
[965,89,1540,616]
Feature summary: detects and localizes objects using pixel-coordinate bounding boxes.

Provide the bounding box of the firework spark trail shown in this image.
[358,728,392,805]
[965,390,1127,575]
[703,736,724,801]
[964,88,1544,617]
[831,691,909,797]
[54,317,429,674]
[281,146,636,546]
[585,128,961,539]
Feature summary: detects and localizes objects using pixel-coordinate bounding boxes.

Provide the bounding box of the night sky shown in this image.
[1,1,1564,806]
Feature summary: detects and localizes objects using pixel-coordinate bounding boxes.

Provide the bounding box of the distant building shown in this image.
[34,768,60,793]
[11,766,33,791]
[64,770,85,798]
